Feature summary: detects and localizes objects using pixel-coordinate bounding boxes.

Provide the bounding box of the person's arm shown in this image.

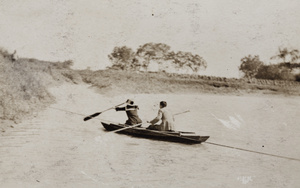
[125,105,139,111]
[115,107,126,111]
[150,109,162,124]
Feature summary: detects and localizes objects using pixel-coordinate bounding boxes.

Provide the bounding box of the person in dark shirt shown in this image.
[115,99,142,126]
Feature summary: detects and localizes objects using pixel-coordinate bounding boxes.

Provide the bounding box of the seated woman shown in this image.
[115,99,142,126]
[147,101,175,131]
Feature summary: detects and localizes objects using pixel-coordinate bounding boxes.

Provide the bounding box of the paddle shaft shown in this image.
[111,122,150,133]
[83,102,126,121]
[100,104,121,113]
[173,110,190,117]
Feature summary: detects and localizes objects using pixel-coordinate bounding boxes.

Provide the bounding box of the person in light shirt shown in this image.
[147,101,175,131]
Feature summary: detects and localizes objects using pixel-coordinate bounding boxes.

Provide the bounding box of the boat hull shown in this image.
[101,122,209,144]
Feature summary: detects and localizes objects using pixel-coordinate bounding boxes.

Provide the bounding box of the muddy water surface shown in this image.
[1,84,299,188]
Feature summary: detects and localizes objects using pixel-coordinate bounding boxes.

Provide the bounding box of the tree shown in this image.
[271,47,300,64]
[108,46,138,70]
[239,55,263,78]
[107,43,208,73]
[168,51,207,73]
[270,48,300,80]
[136,43,171,70]
[290,49,300,63]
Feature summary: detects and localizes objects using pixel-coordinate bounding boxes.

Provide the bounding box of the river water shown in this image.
[1,84,299,188]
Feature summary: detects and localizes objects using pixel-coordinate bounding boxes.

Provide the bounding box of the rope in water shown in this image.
[204,141,300,162]
[49,106,120,124]
[49,106,300,162]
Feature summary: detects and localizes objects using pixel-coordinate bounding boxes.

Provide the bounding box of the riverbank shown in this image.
[1,54,300,134]
[78,69,300,96]
[0,53,82,132]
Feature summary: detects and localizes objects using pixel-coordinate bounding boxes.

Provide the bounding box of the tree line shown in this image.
[107,43,207,73]
[239,48,300,81]
[108,43,300,82]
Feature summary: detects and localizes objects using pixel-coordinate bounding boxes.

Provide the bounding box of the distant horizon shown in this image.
[1,0,300,78]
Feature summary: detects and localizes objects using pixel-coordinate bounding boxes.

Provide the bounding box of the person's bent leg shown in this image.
[146,124,158,130]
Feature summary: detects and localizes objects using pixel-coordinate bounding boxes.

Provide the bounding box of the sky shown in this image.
[0,0,300,78]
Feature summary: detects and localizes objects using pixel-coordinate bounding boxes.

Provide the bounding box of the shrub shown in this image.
[255,64,295,81]
[295,73,300,82]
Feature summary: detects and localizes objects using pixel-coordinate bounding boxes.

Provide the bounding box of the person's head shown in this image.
[159,101,167,108]
[126,99,134,105]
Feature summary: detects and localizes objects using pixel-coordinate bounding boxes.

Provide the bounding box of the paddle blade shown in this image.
[83,112,101,121]
[83,117,92,121]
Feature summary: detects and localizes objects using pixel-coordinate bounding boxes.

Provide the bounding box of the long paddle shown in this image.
[83,102,126,121]
[112,110,190,133]
[173,110,190,117]
[111,122,149,133]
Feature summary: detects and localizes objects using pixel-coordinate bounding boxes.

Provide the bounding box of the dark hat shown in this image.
[160,101,167,108]
[126,99,134,105]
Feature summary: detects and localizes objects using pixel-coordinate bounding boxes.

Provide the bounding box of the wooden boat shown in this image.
[101,122,209,144]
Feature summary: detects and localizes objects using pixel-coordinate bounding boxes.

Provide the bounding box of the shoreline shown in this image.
[78,69,300,97]
[1,56,300,134]
[2,81,299,134]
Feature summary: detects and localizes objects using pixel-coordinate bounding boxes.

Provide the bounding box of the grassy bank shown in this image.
[0,49,82,131]
[78,69,300,96]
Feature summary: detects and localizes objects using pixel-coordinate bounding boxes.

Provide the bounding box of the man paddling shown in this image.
[115,99,142,126]
[147,101,175,131]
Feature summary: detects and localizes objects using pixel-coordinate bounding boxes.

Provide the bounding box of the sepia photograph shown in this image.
[0,0,300,187]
